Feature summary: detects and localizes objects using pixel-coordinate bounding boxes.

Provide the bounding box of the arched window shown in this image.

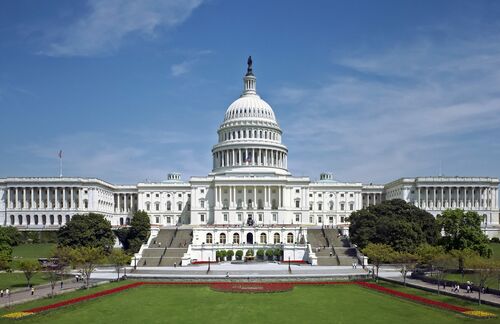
[126,218,131,225]
[206,233,213,244]
[18,215,22,225]
[223,199,229,209]
[274,233,280,244]
[329,201,334,210]
[260,233,267,244]
[167,201,171,210]
[34,215,39,225]
[42,215,46,225]
[120,217,124,225]
[65,215,70,223]
[58,215,62,225]
[248,199,253,209]
[10,215,14,225]
[26,215,31,225]
[220,233,226,244]
[287,233,294,244]
[271,199,277,209]
[50,215,54,225]
[233,233,240,244]
[237,199,242,209]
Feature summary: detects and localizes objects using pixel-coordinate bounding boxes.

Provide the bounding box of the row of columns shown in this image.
[362,193,383,207]
[416,186,498,209]
[6,187,85,210]
[114,193,137,213]
[220,128,280,142]
[214,185,284,210]
[214,148,287,169]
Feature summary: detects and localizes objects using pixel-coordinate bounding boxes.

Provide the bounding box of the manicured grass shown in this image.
[3,282,499,323]
[0,273,54,291]
[12,244,56,261]
[489,243,500,261]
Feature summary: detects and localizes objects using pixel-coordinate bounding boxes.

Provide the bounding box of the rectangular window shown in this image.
[155,216,160,224]
[295,189,300,193]
[178,203,182,211]
[167,216,171,224]
[146,204,150,211]
[272,213,277,222]
[295,214,300,222]
[237,213,242,222]
[349,204,354,211]
[258,213,263,222]
[155,203,159,211]
[309,216,313,223]
[223,213,228,222]
[318,216,322,223]
[200,214,205,222]
[201,200,205,208]
[295,200,300,208]
[318,203,322,211]
[340,203,345,211]
[329,216,334,224]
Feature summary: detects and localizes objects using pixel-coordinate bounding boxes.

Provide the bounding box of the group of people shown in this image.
[0,288,10,298]
[351,262,358,269]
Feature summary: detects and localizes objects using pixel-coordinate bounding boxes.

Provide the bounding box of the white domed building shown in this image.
[0,57,498,266]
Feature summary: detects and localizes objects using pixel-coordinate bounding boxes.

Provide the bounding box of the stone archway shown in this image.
[246,233,253,244]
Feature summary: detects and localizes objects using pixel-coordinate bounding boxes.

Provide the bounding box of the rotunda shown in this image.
[211,57,289,175]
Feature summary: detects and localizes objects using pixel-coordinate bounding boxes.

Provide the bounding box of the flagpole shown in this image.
[59,150,63,177]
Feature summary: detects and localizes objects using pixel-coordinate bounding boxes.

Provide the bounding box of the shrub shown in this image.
[245,249,254,257]
[256,249,265,259]
[235,250,243,260]
[265,249,274,260]
[273,248,283,260]
[226,250,234,261]
[491,237,500,243]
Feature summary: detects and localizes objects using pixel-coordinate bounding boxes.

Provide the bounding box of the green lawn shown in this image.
[1,281,499,324]
[0,272,54,291]
[12,244,56,262]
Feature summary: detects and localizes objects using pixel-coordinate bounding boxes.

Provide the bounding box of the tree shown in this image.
[19,260,40,288]
[394,251,418,286]
[117,211,151,253]
[350,199,440,252]
[108,249,131,280]
[465,256,500,305]
[0,243,12,270]
[265,249,274,260]
[0,226,23,246]
[57,213,114,252]
[415,244,444,267]
[235,250,243,260]
[430,253,456,295]
[437,209,491,268]
[71,246,105,288]
[226,250,234,261]
[362,243,396,281]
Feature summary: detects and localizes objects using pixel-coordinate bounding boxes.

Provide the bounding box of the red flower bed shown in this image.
[356,281,471,313]
[210,282,294,293]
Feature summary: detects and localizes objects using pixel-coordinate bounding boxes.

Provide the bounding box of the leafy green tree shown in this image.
[19,260,40,288]
[235,250,243,260]
[350,199,440,252]
[415,244,444,267]
[430,253,456,295]
[394,251,418,286]
[71,246,105,288]
[437,209,490,258]
[226,250,234,261]
[465,256,500,305]
[265,249,274,260]
[57,213,114,252]
[363,243,396,281]
[108,249,131,280]
[0,243,12,270]
[0,226,23,246]
[256,249,265,260]
[123,211,151,253]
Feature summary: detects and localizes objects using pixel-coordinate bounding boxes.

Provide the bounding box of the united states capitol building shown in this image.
[1,59,499,265]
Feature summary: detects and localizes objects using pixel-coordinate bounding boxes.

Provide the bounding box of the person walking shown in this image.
[0,289,3,298]
[60,281,64,289]
[31,287,35,296]
[5,288,9,297]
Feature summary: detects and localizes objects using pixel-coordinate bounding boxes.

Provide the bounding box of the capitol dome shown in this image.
[211,57,289,176]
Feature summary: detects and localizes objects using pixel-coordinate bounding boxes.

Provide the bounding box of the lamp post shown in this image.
[133,257,137,270]
[207,257,211,274]
[288,256,291,274]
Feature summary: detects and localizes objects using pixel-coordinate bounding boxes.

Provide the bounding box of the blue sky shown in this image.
[1,0,500,184]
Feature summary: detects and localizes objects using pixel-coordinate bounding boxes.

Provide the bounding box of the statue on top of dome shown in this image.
[246,56,254,76]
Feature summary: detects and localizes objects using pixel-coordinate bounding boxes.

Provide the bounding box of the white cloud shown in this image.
[276,35,500,183]
[42,0,203,57]
[170,49,213,77]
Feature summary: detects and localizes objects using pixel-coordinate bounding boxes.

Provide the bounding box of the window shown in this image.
[34,215,39,225]
[295,214,300,222]
[341,194,344,197]
[206,233,213,244]
[26,215,30,225]
[120,217,124,225]
[295,189,300,193]
[233,233,240,244]
[287,233,294,244]
[223,213,228,222]
[65,215,70,223]
[146,194,150,198]
[200,200,205,208]
[155,202,160,211]
[349,203,354,211]
[318,216,323,223]
[309,216,313,223]
[156,193,159,198]
[318,194,322,197]
[155,216,160,224]
[350,193,353,197]
[167,216,171,224]
[318,203,322,211]
[329,201,334,210]
[272,213,277,222]
[258,213,263,222]
[260,233,267,244]
[340,203,345,211]
[274,233,280,244]
[178,194,182,198]
[309,203,313,211]
[200,189,205,193]
[42,215,46,225]
[257,199,263,209]
[200,214,205,222]
[57,215,62,225]
[220,233,226,244]
[237,213,242,222]
[295,200,300,208]
[178,202,182,211]
[309,194,313,197]
[167,201,171,210]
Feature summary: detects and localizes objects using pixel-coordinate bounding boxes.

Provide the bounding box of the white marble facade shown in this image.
[0,60,499,239]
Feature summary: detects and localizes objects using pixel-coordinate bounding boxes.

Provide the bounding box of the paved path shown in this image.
[0,277,106,309]
[379,269,500,307]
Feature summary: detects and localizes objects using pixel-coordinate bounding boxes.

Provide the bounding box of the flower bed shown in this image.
[210,282,294,293]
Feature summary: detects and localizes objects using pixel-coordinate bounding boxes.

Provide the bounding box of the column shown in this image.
[22,188,26,209]
[38,188,42,209]
[30,187,34,209]
[277,186,281,208]
[7,188,10,209]
[424,186,427,208]
[448,187,451,208]
[472,187,475,209]
[69,187,73,209]
[464,187,468,208]
[63,187,67,209]
[253,186,256,209]
[441,187,444,209]
[457,187,461,208]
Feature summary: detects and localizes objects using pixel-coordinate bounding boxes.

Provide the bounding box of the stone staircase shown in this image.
[332,234,359,267]
[308,229,336,266]
[139,228,192,267]
[308,228,360,266]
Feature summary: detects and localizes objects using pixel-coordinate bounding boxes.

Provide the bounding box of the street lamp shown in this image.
[207,257,211,274]
[288,256,291,274]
